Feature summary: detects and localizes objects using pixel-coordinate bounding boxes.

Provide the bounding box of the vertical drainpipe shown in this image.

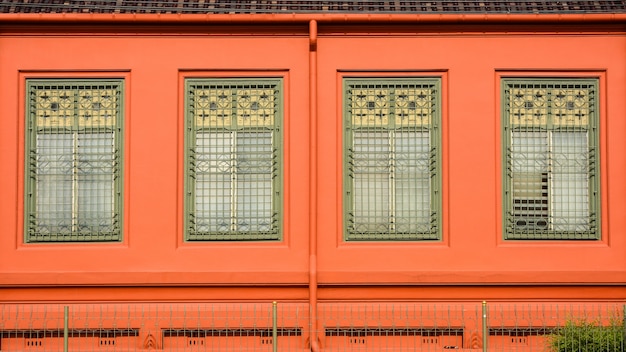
[308,19,321,352]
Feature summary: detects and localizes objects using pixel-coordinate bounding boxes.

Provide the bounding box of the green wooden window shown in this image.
[502,78,600,240]
[25,80,124,242]
[343,78,441,241]
[184,79,282,241]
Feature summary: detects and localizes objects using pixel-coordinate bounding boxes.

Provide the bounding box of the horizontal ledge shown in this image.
[1,13,625,25]
[1,270,625,286]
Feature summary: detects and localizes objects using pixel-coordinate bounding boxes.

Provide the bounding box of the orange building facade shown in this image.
[1,3,626,350]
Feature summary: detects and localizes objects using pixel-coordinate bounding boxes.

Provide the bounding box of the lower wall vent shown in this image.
[489,327,554,349]
[325,327,464,350]
[1,329,139,352]
[162,328,302,349]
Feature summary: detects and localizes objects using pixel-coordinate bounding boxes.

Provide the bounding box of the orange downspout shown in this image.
[308,19,320,352]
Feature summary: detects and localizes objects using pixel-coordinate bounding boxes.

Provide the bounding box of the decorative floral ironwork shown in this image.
[509,86,591,127]
[195,89,233,127]
[552,89,589,126]
[35,88,117,129]
[236,89,275,126]
[395,88,433,126]
[35,90,74,127]
[510,88,547,126]
[194,87,275,128]
[78,89,117,127]
[351,87,434,127]
[350,88,389,126]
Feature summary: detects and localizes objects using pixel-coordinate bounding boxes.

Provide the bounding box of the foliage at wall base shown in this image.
[550,319,624,352]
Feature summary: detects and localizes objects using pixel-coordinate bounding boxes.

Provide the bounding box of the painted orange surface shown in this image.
[0,33,312,287]
[316,34,626,285]
[0,15,625,302]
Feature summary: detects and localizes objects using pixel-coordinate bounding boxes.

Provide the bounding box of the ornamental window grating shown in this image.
[344,78,441,241]
[25,80,123,242]
[503,79,599,240]
[184,79,282,241]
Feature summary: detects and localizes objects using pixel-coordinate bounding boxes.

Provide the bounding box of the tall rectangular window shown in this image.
[25,79,124,242]
[503,78,600,240]
[343,78,441,241]
[184,79,282,241]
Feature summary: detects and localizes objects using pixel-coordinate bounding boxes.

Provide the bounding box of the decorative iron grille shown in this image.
[503,79,599,240]
[185,79,282,241]
[25,80,123,242]
[344,78,441,241]
[3,302,622,352]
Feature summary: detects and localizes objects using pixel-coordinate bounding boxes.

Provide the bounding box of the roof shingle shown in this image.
[1,0,625,14]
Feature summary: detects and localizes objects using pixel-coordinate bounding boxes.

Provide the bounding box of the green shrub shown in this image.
[550,319,624,352]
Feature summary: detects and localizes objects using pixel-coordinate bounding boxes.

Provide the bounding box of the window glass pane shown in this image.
[511,132,548,173]
[395,131,430,233]
[195,132,233,233]
[352,131,390,233]
[344,79,440,241]
[26,80,123,242]
[510,131,549,231]
[35,134,73,234]
[77,133,116,232]
[551,131,589,232]
[185,79,281,241]
[236,132,273,232]
[503,79,598,240]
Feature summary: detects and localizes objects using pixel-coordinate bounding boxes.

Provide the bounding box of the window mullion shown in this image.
[546,91,554,233]
[547,130,554,232]
[72,131,79,235]
[388,129,396,233]
[71,88,79,236]
[111,129,117,226]
[230,131,237,232]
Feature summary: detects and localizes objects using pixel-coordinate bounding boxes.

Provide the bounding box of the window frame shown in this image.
[24,78,125,243]
[183,78,283,241]
[342,77,442,241]
[501,77,601,240]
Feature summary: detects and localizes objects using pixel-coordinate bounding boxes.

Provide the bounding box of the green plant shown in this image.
[550,319,624,352]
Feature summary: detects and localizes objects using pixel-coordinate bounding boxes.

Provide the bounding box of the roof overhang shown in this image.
[1,12,626,25]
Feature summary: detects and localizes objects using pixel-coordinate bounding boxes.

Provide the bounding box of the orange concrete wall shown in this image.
[316,31,626,285]
[0,20,625,301]
[0,29,311,287]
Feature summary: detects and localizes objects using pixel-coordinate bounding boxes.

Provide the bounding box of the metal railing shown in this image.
[1,301,624,352]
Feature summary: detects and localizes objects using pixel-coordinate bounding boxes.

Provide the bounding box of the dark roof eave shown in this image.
[1,12,625,25]
[2,0,626,15]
